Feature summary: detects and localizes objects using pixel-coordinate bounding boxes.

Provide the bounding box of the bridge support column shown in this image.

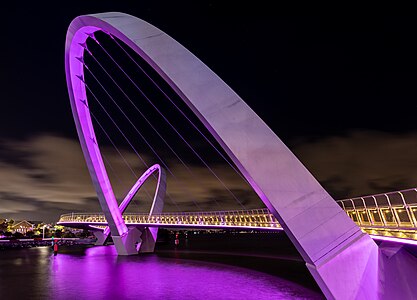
[112,227,142,256]
[137,227,158,253]
[112,227,159,255]
[306,233,379,299]
[377,242,417,299]
[93,230,107,246]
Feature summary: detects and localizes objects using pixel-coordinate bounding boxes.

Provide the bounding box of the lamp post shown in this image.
[42,225,46,239]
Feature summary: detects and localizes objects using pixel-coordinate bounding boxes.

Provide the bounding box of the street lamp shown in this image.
[42,225,46,239]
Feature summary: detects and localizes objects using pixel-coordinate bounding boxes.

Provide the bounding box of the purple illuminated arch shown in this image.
[101,164,166,237]
[66,12,381,297]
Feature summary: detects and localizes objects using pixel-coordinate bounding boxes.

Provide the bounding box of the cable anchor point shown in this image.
[85,32,100,44]
[79,99,89,108]
[75,74,85,83]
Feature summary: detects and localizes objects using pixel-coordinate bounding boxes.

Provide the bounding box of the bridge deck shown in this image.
[58,208,282,231]
[58,194,417,243]
[337,189,417,242]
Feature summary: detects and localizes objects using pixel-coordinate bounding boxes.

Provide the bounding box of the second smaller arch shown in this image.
[101,164,166,238]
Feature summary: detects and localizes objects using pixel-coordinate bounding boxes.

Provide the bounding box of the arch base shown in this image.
[137,227,159,253]
[377,242,417,299]
[113,227,142,256]
[93,230,108,246]
[112,227,159,255]
[307,233,379,299]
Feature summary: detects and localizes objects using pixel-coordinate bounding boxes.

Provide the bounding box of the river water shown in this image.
[0,233,323,299]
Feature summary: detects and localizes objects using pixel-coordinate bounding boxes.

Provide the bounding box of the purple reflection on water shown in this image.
[47,246,321,299]
[0,245,322,299]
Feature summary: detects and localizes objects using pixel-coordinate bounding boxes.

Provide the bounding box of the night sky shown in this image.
[1,2,417,222]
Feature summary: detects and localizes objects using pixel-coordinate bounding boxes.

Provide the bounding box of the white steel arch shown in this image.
[65,12,385,298]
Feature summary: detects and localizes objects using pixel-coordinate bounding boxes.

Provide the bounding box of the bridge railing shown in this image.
[59,188,417,240]
[58,208,281,228]
[337,188,417,230]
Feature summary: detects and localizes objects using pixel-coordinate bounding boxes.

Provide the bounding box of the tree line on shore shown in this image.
[0,219,91,240]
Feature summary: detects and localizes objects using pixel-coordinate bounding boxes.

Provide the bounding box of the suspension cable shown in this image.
[81,78,181,211]
[85,54,203,210]
[89,40,244,209]
[85,67,175,177]
[86,53,191,174]
[110,34,250,186]
[90,111,154,203]
[100,148,143,212]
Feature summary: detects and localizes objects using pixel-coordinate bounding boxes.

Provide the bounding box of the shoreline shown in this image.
[0,238,95,250]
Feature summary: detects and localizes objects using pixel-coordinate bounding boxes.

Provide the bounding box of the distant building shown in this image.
[11,220,34,234]
[28,221,44,228]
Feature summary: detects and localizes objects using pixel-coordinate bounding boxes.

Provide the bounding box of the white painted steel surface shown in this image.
[66,12,409,298]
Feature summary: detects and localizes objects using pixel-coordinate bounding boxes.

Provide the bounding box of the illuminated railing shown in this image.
[337,188,417,240]
[58,188,417,241]
[58,208,281,229]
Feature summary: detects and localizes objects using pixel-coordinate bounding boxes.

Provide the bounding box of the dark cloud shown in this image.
[0,138,56,184]
[1,130,416,222]
[0,191,100,222]
[0,134,261,222]
[0,135,98,222]
[0,141,36,170]
[200,188,261,210]
[292,130,417,199]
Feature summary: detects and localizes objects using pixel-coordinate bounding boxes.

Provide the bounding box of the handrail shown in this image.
[58,188,417,241]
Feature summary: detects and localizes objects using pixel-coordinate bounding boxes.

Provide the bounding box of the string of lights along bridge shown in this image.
[59,188,417,245]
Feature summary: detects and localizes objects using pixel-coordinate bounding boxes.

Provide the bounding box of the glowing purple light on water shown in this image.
[50,246,322,299]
